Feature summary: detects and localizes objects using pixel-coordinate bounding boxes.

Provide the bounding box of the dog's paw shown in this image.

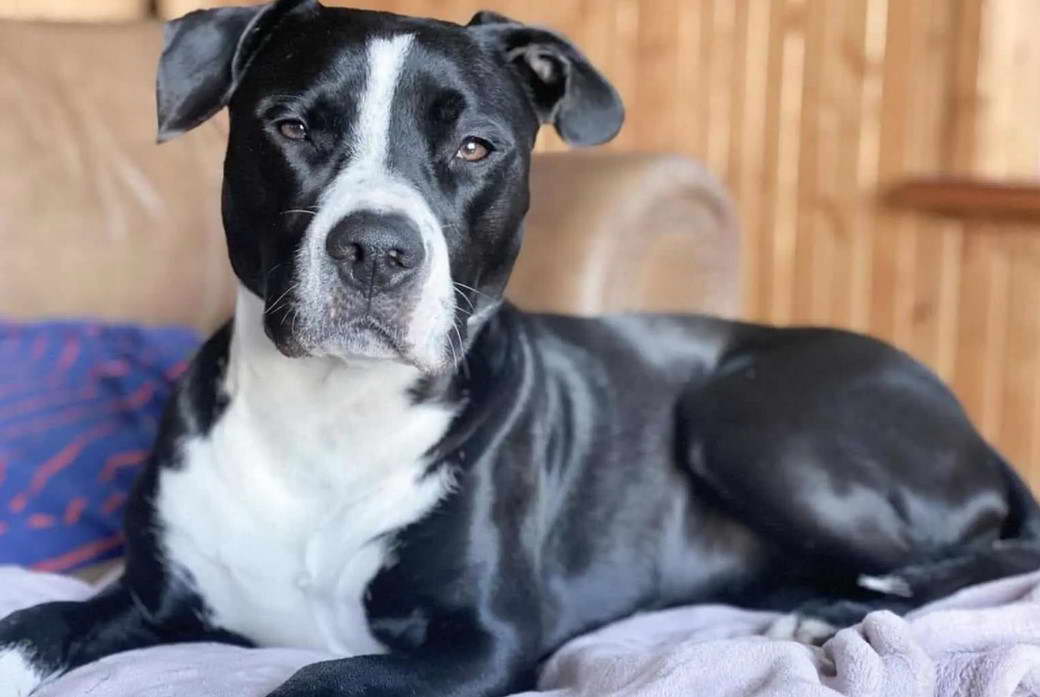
[0,645,44,697]
[765,613,837,646]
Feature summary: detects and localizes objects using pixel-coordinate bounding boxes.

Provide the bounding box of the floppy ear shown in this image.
[156,0,315,143]
[468,11,624,147]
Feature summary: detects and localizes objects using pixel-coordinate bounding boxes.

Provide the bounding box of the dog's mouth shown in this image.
[262,259,461,373]
[263,293,406,360]
[301,311,412,365]
[342,317,407,357]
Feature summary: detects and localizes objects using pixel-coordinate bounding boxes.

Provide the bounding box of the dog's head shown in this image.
[157,0,623,373]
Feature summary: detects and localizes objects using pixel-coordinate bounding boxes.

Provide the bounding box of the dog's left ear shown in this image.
[468,11,624,146]
[156,0,316,142]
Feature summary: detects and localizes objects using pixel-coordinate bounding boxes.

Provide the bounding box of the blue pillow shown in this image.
[0,321,200,572]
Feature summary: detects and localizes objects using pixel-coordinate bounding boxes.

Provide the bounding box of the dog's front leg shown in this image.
[267,631,533,697]
[0,578,229,697]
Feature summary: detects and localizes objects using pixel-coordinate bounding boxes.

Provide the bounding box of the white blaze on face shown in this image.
[296,34,455,371]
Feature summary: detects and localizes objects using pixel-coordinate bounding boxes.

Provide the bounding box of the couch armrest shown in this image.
[511,152,740,317]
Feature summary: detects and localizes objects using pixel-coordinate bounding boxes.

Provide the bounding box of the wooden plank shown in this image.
[735,0,769,320]
[769,0,807,325]
[951,226,996,436]
[908,0,957,370]
[1033,239,1040,476]
[869,0,920,346]
[789,0,824,325]
[705,0,735,178]
[932,221,963,382]
[749,0,787,322]
[674,0,706,160]
[998,230,1040,480]
[848,0,888,333]
[975,0,1040,179]
[980,224,1012,439]
[806,0,843,325]
[821,0,865,328]
[630,0,680,152]
[942,0,982,173]
[723,0,750,199]
[607,0,640,152]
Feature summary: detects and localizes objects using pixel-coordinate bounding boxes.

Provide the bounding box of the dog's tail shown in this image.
[859,455,1040,605]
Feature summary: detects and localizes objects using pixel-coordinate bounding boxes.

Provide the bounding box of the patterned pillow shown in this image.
[0,321,200,571]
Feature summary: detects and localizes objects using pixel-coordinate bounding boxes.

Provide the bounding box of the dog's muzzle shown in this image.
[286,176,456,372]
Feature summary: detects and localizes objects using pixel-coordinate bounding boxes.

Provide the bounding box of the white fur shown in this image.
[0,646,44,697]
[858,573,913,598]
[156,289,457,654]
[297,34,455,371]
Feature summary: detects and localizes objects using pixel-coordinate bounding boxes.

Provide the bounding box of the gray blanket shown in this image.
[2,567,1038,697]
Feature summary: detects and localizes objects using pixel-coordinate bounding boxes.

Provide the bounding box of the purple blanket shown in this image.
[3,566,1039,697]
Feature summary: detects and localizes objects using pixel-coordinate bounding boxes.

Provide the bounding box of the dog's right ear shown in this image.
[156,0,316,143]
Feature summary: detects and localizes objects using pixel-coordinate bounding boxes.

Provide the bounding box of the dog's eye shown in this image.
[277,119,308,141]
[456,137,492,162]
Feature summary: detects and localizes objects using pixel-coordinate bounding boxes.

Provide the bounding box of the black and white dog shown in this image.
[3,1,1039,695]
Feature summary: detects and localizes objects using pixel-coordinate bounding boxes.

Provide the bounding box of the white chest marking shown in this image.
[157,290,456,654]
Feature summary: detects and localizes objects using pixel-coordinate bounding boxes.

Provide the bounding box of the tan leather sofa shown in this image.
[0,20,740,330]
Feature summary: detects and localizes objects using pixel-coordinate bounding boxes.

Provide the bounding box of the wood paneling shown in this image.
[155,0,1040,487]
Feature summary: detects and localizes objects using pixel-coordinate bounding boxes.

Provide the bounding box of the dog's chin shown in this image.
[271,322,451,375]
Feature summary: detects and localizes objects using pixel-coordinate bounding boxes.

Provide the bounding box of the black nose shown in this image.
[326,211,425,295]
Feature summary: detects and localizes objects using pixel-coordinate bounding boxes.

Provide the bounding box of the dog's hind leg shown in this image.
[677,328,1039,609]
[676,328,1040,646]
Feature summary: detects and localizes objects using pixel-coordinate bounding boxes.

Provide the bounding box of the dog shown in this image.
[3,2,1039,696]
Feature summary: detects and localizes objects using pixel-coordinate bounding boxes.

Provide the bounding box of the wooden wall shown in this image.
[7,0,1040,487]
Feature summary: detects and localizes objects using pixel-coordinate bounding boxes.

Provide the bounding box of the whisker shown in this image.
[453,281,494,302]
[280,209,318,217]
[442,319,458,373]
[453,286,476,312]
[265,282,297,317]
[450,317,470,378]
